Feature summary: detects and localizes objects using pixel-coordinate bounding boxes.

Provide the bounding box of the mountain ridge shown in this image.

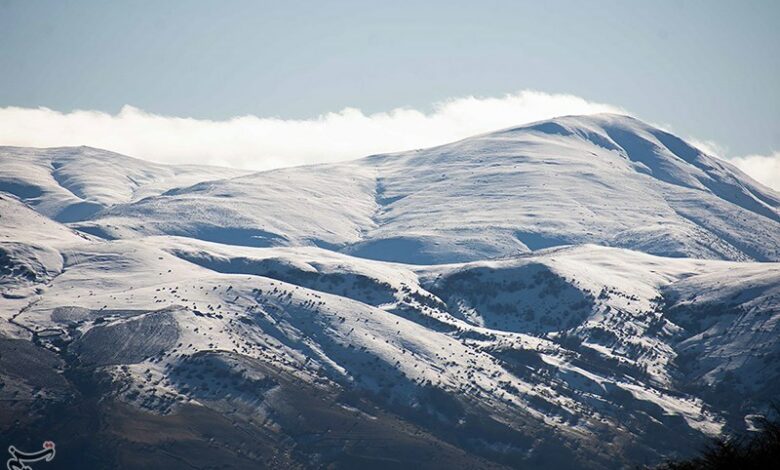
[39,113,777,263]
[1,114,779,469]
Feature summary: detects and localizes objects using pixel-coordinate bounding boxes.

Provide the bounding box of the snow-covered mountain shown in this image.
[1,114,778,469]
[0,145,248,223]
[64,114,780,263]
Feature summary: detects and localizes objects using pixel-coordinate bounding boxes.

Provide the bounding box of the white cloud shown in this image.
[687,138,728,158]
[0,91,622,170]
[4,90,775,191]
[728,152,780,191]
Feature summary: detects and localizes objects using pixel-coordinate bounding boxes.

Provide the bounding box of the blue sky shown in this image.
[0,1,778,185]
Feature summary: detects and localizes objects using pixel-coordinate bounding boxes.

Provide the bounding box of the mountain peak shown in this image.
[6,115,758,264]
[1,114,777,263]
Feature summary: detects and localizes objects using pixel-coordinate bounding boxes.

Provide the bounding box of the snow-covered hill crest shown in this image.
[34,113,777,263]
[0,145,249,223]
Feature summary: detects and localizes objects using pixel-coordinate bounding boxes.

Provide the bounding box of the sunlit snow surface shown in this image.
[1,114,778,468]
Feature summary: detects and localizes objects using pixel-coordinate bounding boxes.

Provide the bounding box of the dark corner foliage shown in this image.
[653,406,780,470]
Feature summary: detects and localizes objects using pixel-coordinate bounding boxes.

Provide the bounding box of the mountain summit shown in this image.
[41,113,778,263]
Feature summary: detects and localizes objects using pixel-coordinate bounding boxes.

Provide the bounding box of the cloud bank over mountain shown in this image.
[0,90,776,190]
[729,152,780,190]
[0,90,621,168]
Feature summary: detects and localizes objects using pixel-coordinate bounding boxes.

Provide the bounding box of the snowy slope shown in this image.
[0,146,248,223]
[0,194,90,329]
[69,114,780,262]
[4,235,776,467]
[76,163,379,246]
[1,114,779,469]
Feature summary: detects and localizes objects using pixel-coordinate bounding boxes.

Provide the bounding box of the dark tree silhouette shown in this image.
[654,407,780,470]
